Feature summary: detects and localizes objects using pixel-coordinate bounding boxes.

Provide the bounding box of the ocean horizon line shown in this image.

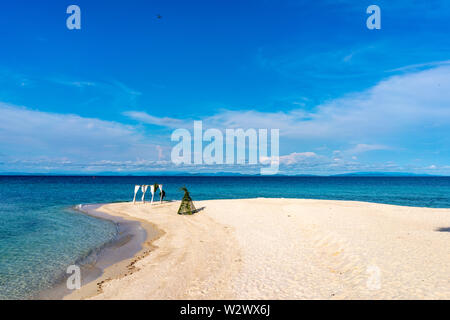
[0,172,447,177]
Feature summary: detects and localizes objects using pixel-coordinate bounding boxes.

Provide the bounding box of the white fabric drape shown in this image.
[150,185,155,205]
[133,185,140,204]
[141,185,148,203]
[133,184,164,205]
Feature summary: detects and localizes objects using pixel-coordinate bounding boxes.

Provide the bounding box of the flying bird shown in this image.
[156,14,162,19]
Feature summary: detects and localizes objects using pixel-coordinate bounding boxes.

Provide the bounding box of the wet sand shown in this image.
[60,204,162,300]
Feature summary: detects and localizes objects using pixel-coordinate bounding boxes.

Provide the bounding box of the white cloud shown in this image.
[387,60,450,73]
[0,103,159,165]
[125,65,450,146]
[123,111,186,129]
[279,152,321,165]
[344,144,390,155]
[121,64,450,175]
[50,79,97,88]
[3,63,450,175]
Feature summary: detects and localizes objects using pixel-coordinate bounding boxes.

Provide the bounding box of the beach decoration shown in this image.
[150,185,155,205]
[133,185,141,204]
[131,183,164,205]
[178,187,197,215]
[141,185,148,203]
[133,184,164,205]
[159,184,163,203]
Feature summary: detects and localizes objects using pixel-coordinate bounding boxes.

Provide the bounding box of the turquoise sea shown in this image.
[1,175,450,299]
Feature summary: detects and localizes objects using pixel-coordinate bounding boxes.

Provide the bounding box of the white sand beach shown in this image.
[66,199,450,300]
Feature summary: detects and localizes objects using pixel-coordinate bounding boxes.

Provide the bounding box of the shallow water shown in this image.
[1,175,450,299]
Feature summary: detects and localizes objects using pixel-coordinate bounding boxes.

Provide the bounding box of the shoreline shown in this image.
[48,203,163,300]
[77,198,450,300]
[40,198,450,300]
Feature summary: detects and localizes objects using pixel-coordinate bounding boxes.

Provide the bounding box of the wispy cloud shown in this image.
[1,71,143,110]
[2,63,450,175]
[344,144,391,155]
[123,111,186,129]
[387,60,450,73]
[122,64,450,174]
[48,78,97,88]
[255,44,385,81]
[0,103,159,165]
[126,64,450,142]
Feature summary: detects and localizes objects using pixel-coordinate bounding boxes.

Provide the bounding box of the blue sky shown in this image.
[1,0,450,174]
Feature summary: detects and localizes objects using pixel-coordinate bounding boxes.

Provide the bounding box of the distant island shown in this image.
[331,172,439,177]
[0,171,444,177]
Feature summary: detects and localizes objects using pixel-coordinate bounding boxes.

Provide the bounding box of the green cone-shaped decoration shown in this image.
[178,187,197,215]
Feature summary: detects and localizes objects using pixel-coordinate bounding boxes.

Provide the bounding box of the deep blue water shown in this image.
[1,175,450,299]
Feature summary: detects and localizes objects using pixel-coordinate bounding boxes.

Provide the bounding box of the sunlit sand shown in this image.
[67,199,450,300]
